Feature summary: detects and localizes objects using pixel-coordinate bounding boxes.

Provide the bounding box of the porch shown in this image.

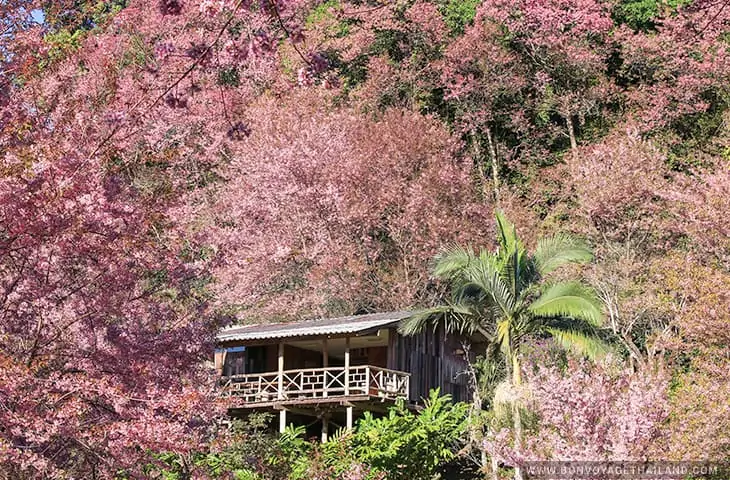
[220,364,410,406]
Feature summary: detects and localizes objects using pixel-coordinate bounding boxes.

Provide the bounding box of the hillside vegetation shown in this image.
[1,0,728,477]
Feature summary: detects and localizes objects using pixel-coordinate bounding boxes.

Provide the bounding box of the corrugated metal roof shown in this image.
[217,311,412,342]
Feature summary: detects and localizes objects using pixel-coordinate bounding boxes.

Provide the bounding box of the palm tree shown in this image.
[399,211,607,480]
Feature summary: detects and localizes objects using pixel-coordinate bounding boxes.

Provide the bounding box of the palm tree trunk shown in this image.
[512,354,524,480]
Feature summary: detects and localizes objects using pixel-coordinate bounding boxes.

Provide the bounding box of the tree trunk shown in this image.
[471,132,490,203]
[512,354,524,480]
[566,115,577,152]
[485,127,500,206]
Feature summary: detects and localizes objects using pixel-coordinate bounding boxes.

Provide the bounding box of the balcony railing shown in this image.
[220,365,410,405]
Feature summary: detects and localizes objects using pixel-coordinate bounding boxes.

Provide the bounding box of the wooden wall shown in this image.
[366,346,387,368]
[387,327,469,403]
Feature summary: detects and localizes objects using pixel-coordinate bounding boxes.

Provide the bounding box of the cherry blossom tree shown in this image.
[0,0,314,475]
[649,256,730,460]
[181,90,492,320]
[615,0,730,132]
[566,131,671,243]
[525,360,669,461]
[474,0,616,152]
[665,167,730,267]
[484,357,670,469]
[0,138,225,477]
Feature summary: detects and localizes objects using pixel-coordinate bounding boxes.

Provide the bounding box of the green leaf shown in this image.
[466,259,516,317]
[534,234,593,275]
[529,282,604,326]
[545,327,610,360]
[432,244,476,281]
[398,305,490,338]
[495,210,518,254]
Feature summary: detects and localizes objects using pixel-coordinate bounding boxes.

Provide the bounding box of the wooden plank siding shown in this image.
[387,326,469,403]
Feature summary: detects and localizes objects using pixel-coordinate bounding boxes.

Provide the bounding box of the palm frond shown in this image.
[465,260,516,318]
[503,241,528,299]
[534,234,593,275]
[398,305,489,338]
[543,315,604,335]
[528,282,604,326]
[432,245,476,282]
[494,211,532,299]
[519,259,539,290]
[495,210,518,253]
[398,309,437,336]
[544,327,610,360]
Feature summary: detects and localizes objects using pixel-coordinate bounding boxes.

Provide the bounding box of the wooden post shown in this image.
[344,337,350,397]
[214,348,225,378]
[278,342,284,400]
[322,338,328,398]
[321,414,329,443]
[346,406,353,430]
[345,337,353,430]
[278,342,285,433]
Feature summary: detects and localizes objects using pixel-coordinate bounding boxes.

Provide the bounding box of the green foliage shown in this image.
[39,0,129,69]
[535,84,557,126]
[42,29,86,66]
[612,0,685,31]
[328,50,370,92]
[45,0,129,31]
[219,390,469,480]
[119,34,154,70]
[473,356,508,409]
[306,0,339,26]
[612,0,662,31]
[349,390,468,479]
[274,425,312,478]
[438,0,480,35]
[305,0,350,36]
[218,66,241,87]
[197,413,293,480]
[665,90,730,172]
[372,29,412,63]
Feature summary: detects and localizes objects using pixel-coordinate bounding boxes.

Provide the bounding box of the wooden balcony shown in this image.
[220,365,410,407]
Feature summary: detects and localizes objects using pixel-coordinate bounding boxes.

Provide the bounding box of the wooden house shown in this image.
[215,311,470,440]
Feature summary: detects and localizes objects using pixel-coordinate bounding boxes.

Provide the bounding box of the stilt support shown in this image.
[346,406,353,430]
[279,409,286,433]
[321,415,329,443]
